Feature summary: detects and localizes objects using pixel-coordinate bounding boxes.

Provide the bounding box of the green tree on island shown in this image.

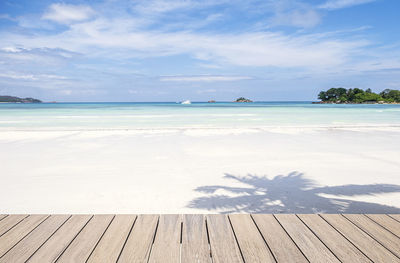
[380,89,400,102]
[0,96,42,103]
[318,88,400,103]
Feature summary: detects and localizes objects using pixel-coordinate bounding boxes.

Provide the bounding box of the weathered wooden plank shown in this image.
[0,213,398,262]
[298,214,371,263]
[27,215,92,263]
[366,214,400,238]
[229,214,275,263]
[0,215,48,258]
[321,214,399,262]
[87,215,136,263]
[0,215,70,263]
[275,214,339,262]
[206,215,243,263]
[117,214,159,263]
[0,215,28,237]
[148,215,181,263]
[252,214,307,262]
[388,214,400,222]
[181,214,210,263]
[343,214,400,258]
[56,215,114,263]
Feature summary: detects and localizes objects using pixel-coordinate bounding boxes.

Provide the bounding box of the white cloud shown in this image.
[0,14,13,20]
[319,0,376,10]
[1,46,24,53]
[42,3,95,24]
[132,0,194,14]
[58,88,101,95]
[265,1,322,28]
[197,63,222,69]
[0,1,373,71]
[0,72,37,80]
[0,0,397,93]
[1,18,368,69]
[0,72,67,81]
[60,89,73,95]
[196,89,217,94]
[270,9,321,28]
[131,0,228,14]
[160,75,253,82]
[39,74,68,80]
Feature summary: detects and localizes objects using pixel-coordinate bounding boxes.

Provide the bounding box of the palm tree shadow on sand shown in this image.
[187,172,400,213]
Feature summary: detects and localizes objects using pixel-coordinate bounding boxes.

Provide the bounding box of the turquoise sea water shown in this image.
[0,102,399,130]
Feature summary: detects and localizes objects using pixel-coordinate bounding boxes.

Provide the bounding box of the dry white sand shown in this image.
[1,127,400,214]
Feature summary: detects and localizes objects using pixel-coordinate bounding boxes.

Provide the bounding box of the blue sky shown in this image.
[0,0,399,101]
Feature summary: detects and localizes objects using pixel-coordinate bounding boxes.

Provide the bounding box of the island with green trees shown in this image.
[0,95,42,103]
[235,97,253,102]
[315,88,400,104]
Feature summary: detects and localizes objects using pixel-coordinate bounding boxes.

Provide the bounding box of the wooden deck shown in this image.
[0,214,399,262]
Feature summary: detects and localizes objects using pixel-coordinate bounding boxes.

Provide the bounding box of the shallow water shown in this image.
[0,101,399,130]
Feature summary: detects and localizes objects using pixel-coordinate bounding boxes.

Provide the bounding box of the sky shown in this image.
[0,0,399,102]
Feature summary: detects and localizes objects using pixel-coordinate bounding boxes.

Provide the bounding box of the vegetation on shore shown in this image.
[0,95,42,103]
[317,88,400,104]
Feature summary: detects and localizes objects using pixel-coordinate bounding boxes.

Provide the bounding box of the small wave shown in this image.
[53,115,177,119]
[1,124,400,133]
[51,114,258,118]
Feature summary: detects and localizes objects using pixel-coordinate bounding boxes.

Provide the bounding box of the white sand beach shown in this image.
[1,127,400,214]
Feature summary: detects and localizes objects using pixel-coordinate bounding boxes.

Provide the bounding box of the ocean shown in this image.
[0,102,399,130]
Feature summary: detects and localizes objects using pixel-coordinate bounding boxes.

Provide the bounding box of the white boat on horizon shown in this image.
[181,100,191,104]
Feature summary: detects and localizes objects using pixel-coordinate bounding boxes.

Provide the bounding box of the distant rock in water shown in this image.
[208,100,216,103]
[0,95,42,103]
[235,97,253,102]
